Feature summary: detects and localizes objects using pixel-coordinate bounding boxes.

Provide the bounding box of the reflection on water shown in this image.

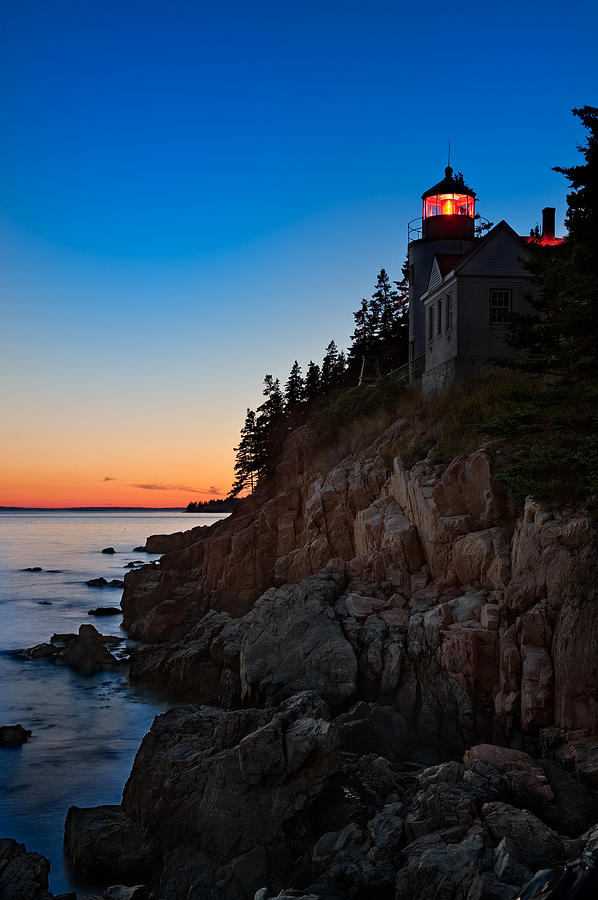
[0,510,224,894]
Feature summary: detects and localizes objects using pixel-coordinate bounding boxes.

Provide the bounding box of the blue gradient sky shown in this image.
[1,0,597,505]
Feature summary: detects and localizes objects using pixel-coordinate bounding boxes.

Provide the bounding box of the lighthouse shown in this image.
[408,166,478,362]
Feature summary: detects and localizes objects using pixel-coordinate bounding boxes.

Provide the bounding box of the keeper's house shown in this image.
[407,166,564,393]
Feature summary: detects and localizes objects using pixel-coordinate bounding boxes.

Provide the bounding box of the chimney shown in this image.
[542,207,555,242]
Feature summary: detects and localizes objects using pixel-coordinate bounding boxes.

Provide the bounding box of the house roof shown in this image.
[423,220,532,300]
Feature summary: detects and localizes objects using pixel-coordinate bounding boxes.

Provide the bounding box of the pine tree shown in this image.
[228,408,259,498]
[255,375,285,477]
[284,361,305,410]
[304,361,321,402]
[348,268,409,375]
[321,340,342,391]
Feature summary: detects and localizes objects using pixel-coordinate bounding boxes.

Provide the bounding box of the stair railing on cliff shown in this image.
[387,355,425,384]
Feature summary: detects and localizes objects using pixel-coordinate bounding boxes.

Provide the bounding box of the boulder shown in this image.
[0,838,51,900]
[395,827,486,899]
[0,724,32,746]
[121,692,338,861]
[239,573,357,707]
[101,547,116,554]
[64,806,154,883]
[482,802,564,872]
[61,624,118,674]
[87,578,124,588]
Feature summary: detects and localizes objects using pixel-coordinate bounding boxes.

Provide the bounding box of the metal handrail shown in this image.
[408,218,423,242]
[408,215,493,243]
[387,355,425,383]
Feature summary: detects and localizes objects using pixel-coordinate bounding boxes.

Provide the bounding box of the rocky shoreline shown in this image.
[4,412,598,899]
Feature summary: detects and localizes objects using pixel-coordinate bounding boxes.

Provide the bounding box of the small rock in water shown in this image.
[0,724,32,746]
[88,607,121,617]
[133,545,146,552]
[22,566,43,572]
[124,561,144,568]
[38,600,52,605]
[47,569,62,573]
[101,547,116,554]
[87,578,124,588]
[22,643,59,660]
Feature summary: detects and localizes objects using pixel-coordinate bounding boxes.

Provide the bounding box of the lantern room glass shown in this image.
[423,194,475,219]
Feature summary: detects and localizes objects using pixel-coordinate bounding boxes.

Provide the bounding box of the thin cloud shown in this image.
[131,483,222,496]
[102,477,116,482]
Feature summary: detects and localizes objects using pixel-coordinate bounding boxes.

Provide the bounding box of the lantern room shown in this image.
[421,166,476,241]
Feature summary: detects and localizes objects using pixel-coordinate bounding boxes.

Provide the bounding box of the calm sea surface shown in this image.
[0,509,225,894]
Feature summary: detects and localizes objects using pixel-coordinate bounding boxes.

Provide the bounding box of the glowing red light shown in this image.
[423,193,474,219]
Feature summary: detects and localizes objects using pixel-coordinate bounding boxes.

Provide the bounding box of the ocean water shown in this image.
[0,509,225,895]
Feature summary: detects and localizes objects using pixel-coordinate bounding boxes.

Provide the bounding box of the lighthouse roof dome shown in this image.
[421,166,476,199]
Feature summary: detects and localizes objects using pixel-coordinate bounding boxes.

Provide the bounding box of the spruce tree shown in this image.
[320,340,341,391]
[228,408,259,498]
[284,361,305,410]
[304,361,321,402]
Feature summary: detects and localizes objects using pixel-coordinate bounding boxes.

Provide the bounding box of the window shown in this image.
[446,292,453,330]
[428,306,435,341]
[437,299,442,334]
[490,289,512,325]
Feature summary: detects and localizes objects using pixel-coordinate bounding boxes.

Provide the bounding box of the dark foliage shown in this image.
[510,106,598,374]
[186,498,240,512]
[347,268,409,377]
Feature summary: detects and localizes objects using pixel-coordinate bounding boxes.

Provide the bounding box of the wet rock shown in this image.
[101,547,116,554]
[0,724,32,746]
[67,693,339,895]
[64,806,154,884]
[22,642,59,660]
[37,601,53,606]
[87,577,124,588]
[122,692,338,860]
[22,566,43,572]
[88,607,122,617]
[61,624,119,674]
[0,838,51,899]
[123,561,145,568]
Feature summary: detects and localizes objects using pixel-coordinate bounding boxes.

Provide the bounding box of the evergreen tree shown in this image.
[348,268,409,375]
[304,360,321,402]
[320,340,344,391]
[228,408,259,498]
[255,375,285,476]
[284,360,305,410]
[510,106,598,372]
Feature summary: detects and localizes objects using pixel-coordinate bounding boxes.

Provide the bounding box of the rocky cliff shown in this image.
[63,405,598,899]
[122,413,597,746]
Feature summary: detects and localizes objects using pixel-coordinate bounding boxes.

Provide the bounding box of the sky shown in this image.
[1,0,597,507]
